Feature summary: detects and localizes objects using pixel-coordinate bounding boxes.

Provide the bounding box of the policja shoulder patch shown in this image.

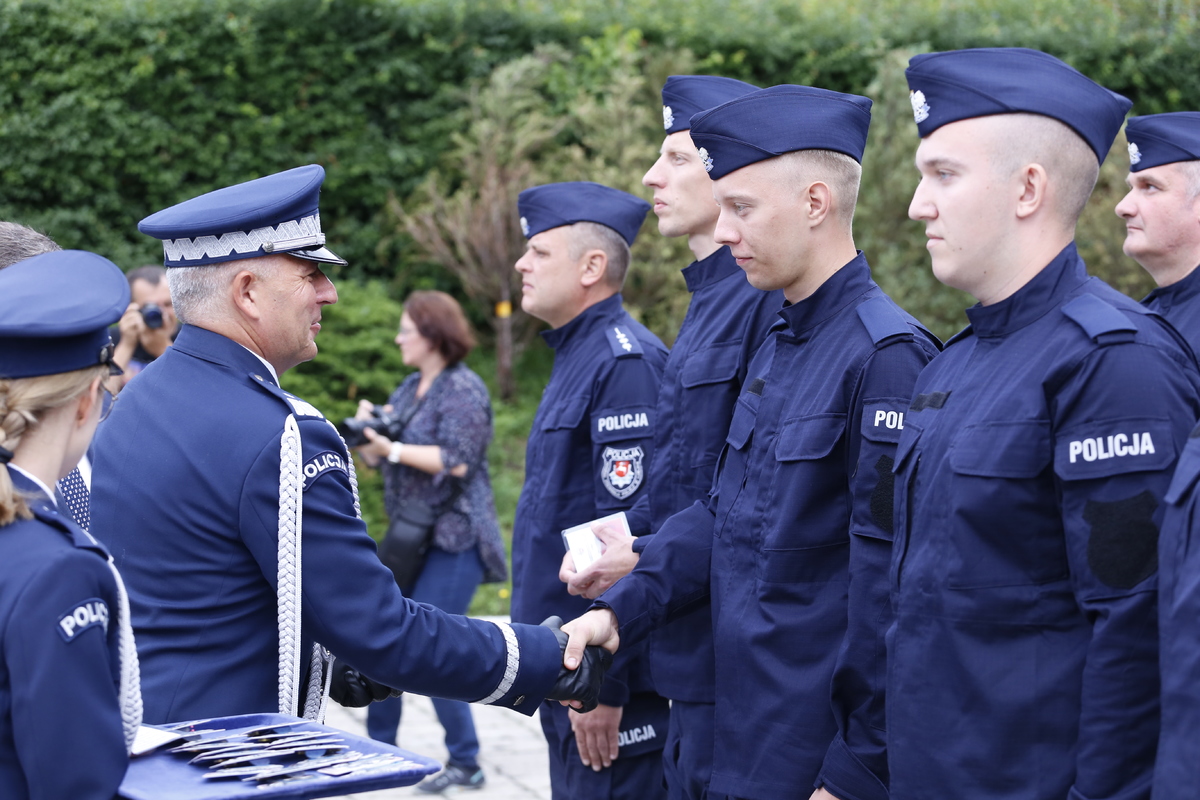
[302,450,349,492]
[57,597,110,642]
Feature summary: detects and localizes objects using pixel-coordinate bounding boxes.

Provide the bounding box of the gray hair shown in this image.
[0,222,60,269]
[1177,159,1200,200]
[568,221,632,289]
[167,261,245,325]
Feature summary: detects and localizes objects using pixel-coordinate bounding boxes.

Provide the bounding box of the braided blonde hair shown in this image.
[0,364,109,526]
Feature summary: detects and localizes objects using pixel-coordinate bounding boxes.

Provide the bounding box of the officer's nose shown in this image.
[908,178,935,222]
[713,207,738,246]
[316,273,338,305]
[1114,188,1136,220]
[642,155,666,188]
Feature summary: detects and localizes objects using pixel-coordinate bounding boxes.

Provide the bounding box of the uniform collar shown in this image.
[172,324,281,385]
[964,242,1088,338]
[1143,262,1200,314]
[776,251,874,337]
[541,293,625,351]
[7,467,109,554]
[682,246,743,293]
[8,464,55,510]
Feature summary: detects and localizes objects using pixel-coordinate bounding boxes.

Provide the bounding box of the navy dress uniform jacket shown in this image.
[0,471,126,800]
[91,325,561,724]
[1143,265,1200,357]
[888,244,1200,800]
[597,254,941,800]
[624,246,780,705]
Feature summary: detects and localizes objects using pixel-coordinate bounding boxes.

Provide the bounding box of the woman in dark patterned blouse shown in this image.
[353,290,506,793]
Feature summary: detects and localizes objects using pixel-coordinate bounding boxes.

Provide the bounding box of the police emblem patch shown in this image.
[910,90,930,124]
[698,147,714,173]
[601,446,644,499]
[1128,142,1142,166]
[57,598,109,642]
[663,105,675,130]
[520,216,530,237]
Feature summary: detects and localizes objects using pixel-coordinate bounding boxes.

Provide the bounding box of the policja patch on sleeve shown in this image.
[57,598,110,642]
[302,450,348,492]
[602,446,644,499]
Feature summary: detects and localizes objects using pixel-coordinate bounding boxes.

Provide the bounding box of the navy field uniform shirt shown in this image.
[597,254,941,800]
[888,244,1200,800]
[0,470,126,800]
[510,293,668,711]
[623,245,780,705]
[91,325,561,724]
[1143,265,1200,355]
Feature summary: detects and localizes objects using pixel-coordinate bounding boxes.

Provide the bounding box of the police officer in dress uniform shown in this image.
[0,251,142,800]
[559,75,782,800]
[89,165,610,725]
[1117,113,1200,351]
[562,86,942,800]
[508,182,671,800]
[886,49,1200,799]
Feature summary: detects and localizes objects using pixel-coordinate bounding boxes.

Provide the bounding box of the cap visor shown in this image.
[288,245,347,266]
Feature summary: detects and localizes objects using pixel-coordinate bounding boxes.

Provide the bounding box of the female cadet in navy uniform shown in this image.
[0,250,141,800]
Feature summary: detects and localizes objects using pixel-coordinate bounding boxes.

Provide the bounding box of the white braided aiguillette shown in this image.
[277,414,305,716]
[479,621,520,705]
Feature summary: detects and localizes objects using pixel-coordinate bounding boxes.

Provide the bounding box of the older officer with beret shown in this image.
[509,182,670,800]
[563,86,941,800]
[560,74,781,800]
[888,49,1200,799]
[1117,113,1200,350]
[89,165,610,726]
[0,251,141,800]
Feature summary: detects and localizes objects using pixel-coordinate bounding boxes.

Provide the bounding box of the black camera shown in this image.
[338,405,406,448]
[140,303,164,329]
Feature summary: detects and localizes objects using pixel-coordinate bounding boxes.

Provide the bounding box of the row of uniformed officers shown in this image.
[3,45,1200,800]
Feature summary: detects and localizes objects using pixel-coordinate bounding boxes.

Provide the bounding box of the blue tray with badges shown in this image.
[118,712,440,800]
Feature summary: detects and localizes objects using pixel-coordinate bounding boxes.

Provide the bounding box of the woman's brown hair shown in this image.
[403,290,477,366]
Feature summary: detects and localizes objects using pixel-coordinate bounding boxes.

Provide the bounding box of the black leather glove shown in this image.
[328,661,402,707]
[539,615,614,713]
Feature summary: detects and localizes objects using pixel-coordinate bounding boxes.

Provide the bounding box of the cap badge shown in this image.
[910,90,930,124]
[1128,142,1142,166]
[698,147,714,173]
[520,216,530,237]
[663,106,675,130]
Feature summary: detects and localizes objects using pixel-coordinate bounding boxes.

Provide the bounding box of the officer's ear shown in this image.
[804,180,833,228]
[76,375,104,424]
[579,248,608,289]
[1014,162,1050,221]
[230,269,264,322]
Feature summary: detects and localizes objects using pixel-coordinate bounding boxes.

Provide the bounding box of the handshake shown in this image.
[330,613,617,712]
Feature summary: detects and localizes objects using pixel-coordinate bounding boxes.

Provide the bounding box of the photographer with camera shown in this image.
[351,290,507,794]
[108,265,178,392]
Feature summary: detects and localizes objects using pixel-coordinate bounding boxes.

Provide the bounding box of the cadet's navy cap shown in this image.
[1125,113,1200,172]
[904,48,1132,164]
[518,182,651,246]
[0,250,130,379]
[138,164,347,268]
[661,75,759,135]
[688,84,873,181]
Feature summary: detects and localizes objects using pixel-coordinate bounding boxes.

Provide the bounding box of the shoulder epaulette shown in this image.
[248,373,327,419]
[1062,293,1138,345]
[606,325,645,359]
[856,295,914,346]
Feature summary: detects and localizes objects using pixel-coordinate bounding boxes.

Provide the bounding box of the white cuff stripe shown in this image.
[479,621,520,705]
[162,213,324,263]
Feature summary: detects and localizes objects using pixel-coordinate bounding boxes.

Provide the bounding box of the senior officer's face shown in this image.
[515,225,586,328]
[256,254,338,374]
[909,117,1013,299]
[712,158,812,297]
[643,131,720,238]
[1115,162,1200,275]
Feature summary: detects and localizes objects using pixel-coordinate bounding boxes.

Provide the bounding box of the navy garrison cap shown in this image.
[138,164,346,268]
[661,75,759,134]
[0,251,130,379]
[518,182,651,246]
[904,48,1132,164]
[688,84,873,181]
[1125,113,1200,171]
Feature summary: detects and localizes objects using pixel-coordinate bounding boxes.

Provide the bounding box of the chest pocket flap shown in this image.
[726,396,758,450]
[950,421,1051,478]
[540,395,589,432]
[775,413,845,462]
[681,343,741,388]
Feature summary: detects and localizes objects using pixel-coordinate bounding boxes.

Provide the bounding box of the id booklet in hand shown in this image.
[561,512,632,572]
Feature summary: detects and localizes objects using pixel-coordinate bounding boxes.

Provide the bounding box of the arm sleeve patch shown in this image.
[302,450,349,492]
[869,454,895,535]
[1054,419,1175,481]
[1085,490,1159,590]
[56,598,109,642]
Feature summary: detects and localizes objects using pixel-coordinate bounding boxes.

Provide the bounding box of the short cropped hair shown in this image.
[1177,159,1200,200]
[775,149,863,231]
[989,114,1100,225]
[404,290,477,366]
[167,261,242,325]
[126,265,166,288]
[0,222,60,269]
[568,221,632,289]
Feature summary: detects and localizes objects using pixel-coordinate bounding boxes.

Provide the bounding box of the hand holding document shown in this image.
[561,512,632,572]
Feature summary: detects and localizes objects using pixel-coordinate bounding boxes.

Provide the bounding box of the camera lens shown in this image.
[140,303,164,329]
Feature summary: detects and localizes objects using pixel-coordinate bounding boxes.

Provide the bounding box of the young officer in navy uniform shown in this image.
[1117,113,1200,350]
[509,182,670,800]
[563,86,942,800]
[559,75,782,800]
[89,165,611,726]
[887,49,1200,799]
[0,251,142,800]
